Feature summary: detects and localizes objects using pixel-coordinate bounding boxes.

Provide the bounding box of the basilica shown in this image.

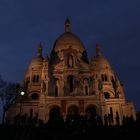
[7,18,136,125]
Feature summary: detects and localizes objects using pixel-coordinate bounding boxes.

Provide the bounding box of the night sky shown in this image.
[0,0,140,111]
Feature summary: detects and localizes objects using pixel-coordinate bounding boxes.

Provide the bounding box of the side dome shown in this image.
[29,56,43,68]
[27,44,44,71]
[91,44,112,70]
[91,55,112,69]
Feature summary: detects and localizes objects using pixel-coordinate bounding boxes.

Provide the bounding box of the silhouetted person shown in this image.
[126,116,129,125]
[104,114,108,126]
[130,115,134,122]
[96,116,103,127]
[39,119,44,126]
[108,114,112,126]
[122,116,126,126]
[88,115,97,128]
[115,112,120,126]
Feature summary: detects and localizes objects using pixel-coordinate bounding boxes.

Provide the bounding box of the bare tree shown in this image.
[0,75,17,124]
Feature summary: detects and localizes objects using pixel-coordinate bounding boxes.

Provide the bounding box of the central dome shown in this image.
[50,18,89,64]
[53,32,85,52]
[52,17,86,53]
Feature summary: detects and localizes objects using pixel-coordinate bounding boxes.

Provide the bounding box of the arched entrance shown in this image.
[48,105,64,128]
[67,105,79,115]
[67,75,74,93]
[49,105,61,119]
[66,105,79,126]
[85,105,97,118]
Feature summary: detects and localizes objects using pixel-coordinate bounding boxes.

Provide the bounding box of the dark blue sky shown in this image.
[0,0,140,110]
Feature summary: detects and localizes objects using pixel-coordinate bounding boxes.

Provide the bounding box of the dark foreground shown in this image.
[0,122,140,140]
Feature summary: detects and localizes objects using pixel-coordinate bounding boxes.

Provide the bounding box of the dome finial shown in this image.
[65,16,71,32]
[96,42,102,57]
[37,42,43,57]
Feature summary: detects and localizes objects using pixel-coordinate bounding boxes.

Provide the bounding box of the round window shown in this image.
[31,93,39,100]
[104,92,110,99]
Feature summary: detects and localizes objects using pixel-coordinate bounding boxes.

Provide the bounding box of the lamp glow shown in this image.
[21,91,25,96]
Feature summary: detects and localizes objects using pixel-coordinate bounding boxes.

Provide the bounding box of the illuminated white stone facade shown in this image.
[8,18,136,125]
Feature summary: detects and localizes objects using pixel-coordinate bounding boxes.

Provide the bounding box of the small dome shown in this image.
[29,56,43,68]
[28,43,44,68]
[25,56,43,76]
[91,55,112,69]
[31,56,43,64]
[91,43,112,69]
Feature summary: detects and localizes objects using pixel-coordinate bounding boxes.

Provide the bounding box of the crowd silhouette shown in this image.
[1,111,140,140]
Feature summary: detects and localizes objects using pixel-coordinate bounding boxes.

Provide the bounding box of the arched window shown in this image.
[67,75,74,92]
[111,76,116,92]
[85,85,88,95]
[36,75,39,82]
[101,74,104,81]
[83,78,89,95]
[105,74,107,81]
[68,55,74,68]
[32,75,39,83]
[55,86,58,96]
[101,74,108,81]
[83,78,88,84]
[54,78,59,96]
[32,75,36,83]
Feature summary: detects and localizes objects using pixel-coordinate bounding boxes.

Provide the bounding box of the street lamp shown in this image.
[19,91,25,117]
[21,91,25,96]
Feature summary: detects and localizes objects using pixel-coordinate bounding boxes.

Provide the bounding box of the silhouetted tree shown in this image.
[0,75,17,124]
